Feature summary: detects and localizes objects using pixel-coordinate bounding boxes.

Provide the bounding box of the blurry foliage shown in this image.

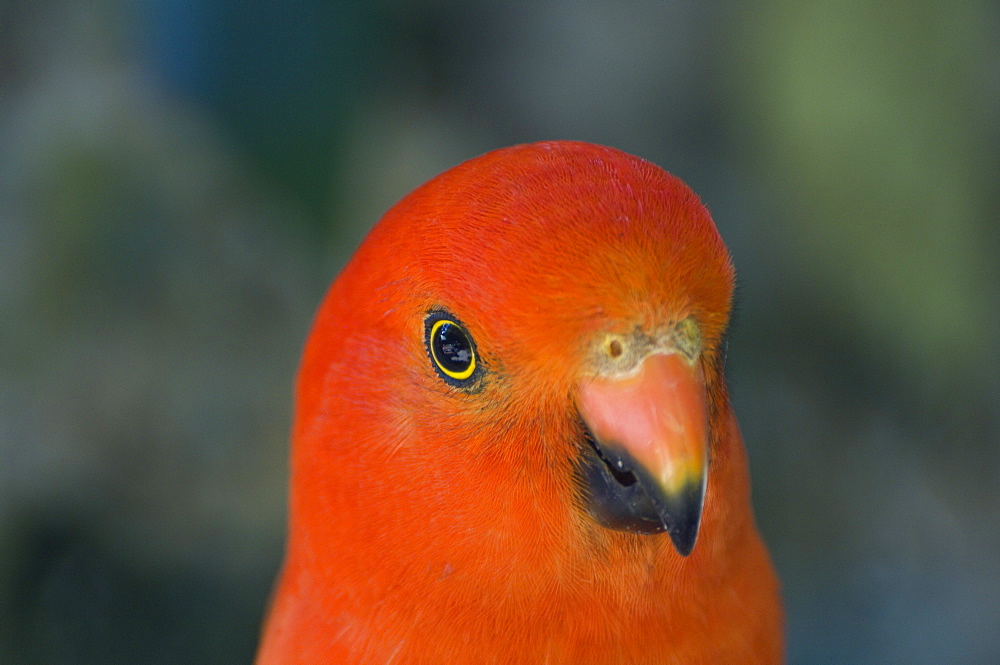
[138,0,384,224]
[0,1,997,664]
[727,1,998,394]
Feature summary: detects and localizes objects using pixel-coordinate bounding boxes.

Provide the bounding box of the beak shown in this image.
[578,352,709,556]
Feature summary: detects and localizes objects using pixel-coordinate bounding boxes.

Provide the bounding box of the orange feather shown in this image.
[256,141,783,664]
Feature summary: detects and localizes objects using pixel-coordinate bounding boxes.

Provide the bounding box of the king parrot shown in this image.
[255,141,783,664]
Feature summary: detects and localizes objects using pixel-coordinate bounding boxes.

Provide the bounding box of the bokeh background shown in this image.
[2,1,998,663]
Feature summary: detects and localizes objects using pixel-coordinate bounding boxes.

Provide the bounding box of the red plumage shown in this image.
[256,141,783,664]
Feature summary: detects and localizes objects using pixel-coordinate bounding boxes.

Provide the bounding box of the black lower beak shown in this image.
[578,427,705,557]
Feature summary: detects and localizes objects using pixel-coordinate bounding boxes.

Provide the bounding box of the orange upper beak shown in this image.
[578,352,709,555]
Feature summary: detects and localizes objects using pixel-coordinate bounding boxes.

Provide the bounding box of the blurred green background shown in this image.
[1,1,998,663]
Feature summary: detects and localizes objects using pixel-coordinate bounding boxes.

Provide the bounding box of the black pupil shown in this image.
[435,323,472,373]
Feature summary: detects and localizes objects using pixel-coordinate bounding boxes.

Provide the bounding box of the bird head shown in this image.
[291,141,735,563]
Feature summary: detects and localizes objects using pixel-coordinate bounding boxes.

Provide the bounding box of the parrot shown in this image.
[255,141,783,664]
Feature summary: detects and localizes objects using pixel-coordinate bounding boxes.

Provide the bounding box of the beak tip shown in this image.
[658,476,706,557]
[668,522,699,557]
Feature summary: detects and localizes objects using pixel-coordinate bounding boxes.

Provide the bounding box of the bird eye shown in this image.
[425,313,478,384]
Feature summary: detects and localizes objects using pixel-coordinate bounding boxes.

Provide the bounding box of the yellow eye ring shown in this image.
[427,316,477,383]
